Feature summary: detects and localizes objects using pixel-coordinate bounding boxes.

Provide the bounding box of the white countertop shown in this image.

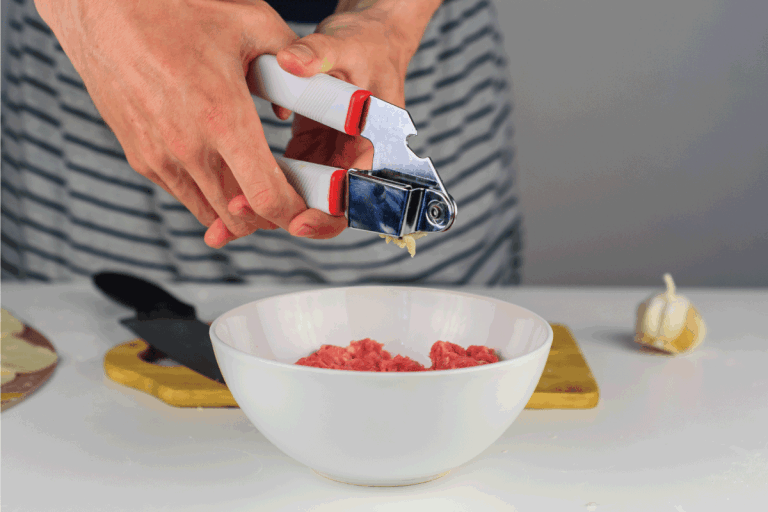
[2,283,767,511]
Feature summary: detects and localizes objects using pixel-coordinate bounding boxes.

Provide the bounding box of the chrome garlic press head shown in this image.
[347,96,457,237]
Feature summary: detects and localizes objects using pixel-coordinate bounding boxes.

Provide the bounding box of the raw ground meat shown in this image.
[295,338,500,372]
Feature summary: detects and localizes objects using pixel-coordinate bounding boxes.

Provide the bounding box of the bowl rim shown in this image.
[209,285,554,378]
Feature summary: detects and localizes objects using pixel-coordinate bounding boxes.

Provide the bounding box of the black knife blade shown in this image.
[120,317,224,383]
[93,272,196,320]
[93,271,225,383]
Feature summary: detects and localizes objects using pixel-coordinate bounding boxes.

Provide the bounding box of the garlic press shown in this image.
[250,55,457,238]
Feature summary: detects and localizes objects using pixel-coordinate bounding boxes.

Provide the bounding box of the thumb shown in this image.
[276,34,338,78]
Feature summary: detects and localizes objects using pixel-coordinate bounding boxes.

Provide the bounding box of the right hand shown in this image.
[35,0,310,248]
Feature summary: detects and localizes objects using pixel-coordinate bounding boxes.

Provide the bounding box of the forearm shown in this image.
[334,0,443,60]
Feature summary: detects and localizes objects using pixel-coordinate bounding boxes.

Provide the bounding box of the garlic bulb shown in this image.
[635,274,706,354]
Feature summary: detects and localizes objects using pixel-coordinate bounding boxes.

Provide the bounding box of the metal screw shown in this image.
[427,201,446,225]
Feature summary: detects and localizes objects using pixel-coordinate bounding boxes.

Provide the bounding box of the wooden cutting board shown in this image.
[1,324,59,412]
[526,324,600,409]
[103,323,599,409]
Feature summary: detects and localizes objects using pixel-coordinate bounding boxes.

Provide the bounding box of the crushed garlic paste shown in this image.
[379,232,428,257]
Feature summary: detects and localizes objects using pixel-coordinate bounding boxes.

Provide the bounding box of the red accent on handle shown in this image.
[328,169,348,216]
[344,90,372,136]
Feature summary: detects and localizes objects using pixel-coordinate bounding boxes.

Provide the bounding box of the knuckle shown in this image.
[302,33,327,51]
[156,124,201,166]
[183,195,216,226]
[139,145,170,173]
[125,153,151,176]
[166,137,200,166]
[228,222,254,238]
[177,187,217,228]
[163,168,185,191]
[260,220,279,230]
[247,187,284,221]
[199,206,219,227]
[145,154,185,191]
[195,211,218,229]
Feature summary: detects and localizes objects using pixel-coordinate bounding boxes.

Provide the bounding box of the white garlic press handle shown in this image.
[250,55,371,136]
[276,157,347,217]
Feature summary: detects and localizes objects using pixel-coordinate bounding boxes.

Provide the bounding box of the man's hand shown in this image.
[35,0,310,248]
[218,0,442,242]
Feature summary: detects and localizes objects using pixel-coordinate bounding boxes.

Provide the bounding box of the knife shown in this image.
[93,272,225,383]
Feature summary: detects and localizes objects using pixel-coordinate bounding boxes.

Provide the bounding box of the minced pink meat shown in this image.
[295,338,499,372]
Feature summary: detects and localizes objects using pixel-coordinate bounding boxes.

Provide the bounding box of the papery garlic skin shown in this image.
[634,274,706,354]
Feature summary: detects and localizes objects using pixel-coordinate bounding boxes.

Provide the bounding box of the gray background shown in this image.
[2,0,767,287]
[496,0,768,287]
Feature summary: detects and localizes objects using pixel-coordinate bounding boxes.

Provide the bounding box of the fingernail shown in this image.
[295,225,317,237]
[286,44,314,65]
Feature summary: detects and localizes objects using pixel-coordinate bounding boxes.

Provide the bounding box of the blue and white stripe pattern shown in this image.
[1,0,523,285]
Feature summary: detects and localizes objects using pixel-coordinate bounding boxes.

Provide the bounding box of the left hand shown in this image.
[211,0,434,243]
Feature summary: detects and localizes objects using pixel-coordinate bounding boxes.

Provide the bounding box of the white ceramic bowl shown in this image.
[209,286,553,486]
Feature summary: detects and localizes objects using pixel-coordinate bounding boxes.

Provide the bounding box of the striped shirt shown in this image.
[1,0,522,285]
